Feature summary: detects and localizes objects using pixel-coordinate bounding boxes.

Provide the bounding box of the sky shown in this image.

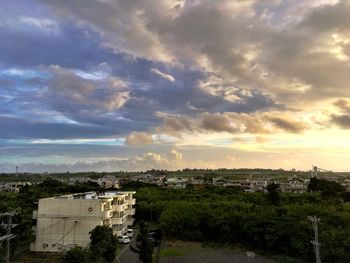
[1,0,350,173]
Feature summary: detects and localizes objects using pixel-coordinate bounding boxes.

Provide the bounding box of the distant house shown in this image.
[68,177,93,185]
[279,181,307,193]
[97,175,120,189]
[165,177,188,188]
[0,182,32,193]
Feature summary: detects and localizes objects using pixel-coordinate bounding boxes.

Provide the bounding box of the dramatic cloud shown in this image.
[125,131,154,145]
[200,113,237,133]
[47,65,130,112]
[0,148,184,172]
[155,111,307,136]
[330,114,350,129]
[266,116,308,134]
[330,98,350,129]
[334,99,350,114]
[1,0,349,171]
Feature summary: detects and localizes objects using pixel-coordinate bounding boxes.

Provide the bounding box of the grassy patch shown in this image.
[160,241,216,257]
[160,247,185,256]
[272,255,302,263]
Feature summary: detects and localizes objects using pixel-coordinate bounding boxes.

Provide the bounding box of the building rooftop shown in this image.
[50,191,136,200]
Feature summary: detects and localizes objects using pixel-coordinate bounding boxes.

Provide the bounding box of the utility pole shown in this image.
[308,216,321,263]
[0,212,18,263]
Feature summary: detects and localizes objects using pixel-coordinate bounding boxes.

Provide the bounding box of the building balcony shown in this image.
[112,204,126,212]
[112,225,127,237]
[32,210,38,219]
[127,199,136,205]
[126,208,135,216]
[111,214,128,224]
[103,219,112,227]
[111,217,123,225]
[101,209,113,218]
[126,218,135,226]
[112,200,125,206]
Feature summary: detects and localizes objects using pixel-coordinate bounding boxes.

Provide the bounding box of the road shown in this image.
[117,232,140,263]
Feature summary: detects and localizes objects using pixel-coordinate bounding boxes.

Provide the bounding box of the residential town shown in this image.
[2,167,350,195]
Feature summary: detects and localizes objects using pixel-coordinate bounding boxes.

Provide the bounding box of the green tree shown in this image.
[90,225,117,262]
[131,221,154,263]
[266,183,280,205]
[61,246,91,263]
[308,177,345,198]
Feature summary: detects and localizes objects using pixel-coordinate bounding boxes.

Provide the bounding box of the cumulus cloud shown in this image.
[329,98,350,129]
[200,113,237,133]
[125,131,154,145]
[334,99,350,114]
[155,112,195,136]
[48,65,129,112]
[155,111,308,136]
[37,0,350,108]
[0,148,184,172]
[266,116,308,134]
[39,0,175,62]
[197,74,253,103]
[330,114,350,129]
[2,0,350,171]
[151,68,175,82]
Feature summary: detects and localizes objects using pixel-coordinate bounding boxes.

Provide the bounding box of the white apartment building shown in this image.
[30,191,136,253]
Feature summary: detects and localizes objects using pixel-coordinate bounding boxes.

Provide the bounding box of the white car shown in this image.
[126,229,134,238]
[117,235,130,244]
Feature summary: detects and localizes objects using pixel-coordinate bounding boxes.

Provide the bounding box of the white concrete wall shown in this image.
[31,192,136,253]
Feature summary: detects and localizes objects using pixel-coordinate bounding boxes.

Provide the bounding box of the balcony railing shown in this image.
[128,199,136,205]
[113,225,127,236]
[112,214,128,224]
[126,218,135,226]
[101,209,113,218]
[111,217,123,225]
[112,200,125,205]
[103,219,112,226]
[126,208,135,216]
[112,204,126,212]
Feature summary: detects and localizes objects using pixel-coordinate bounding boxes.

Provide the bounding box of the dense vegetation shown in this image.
[0,168,323,182]
[130,222,155,263]
[61,225,118,263]
[1,176,350,262]
[131,184,350,263]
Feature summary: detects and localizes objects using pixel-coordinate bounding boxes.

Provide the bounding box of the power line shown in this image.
[0,212,19,263]
[308,216,321,263]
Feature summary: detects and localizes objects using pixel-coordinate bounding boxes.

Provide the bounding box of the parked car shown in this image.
[117,235,130,244]
[127,228,134,238]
